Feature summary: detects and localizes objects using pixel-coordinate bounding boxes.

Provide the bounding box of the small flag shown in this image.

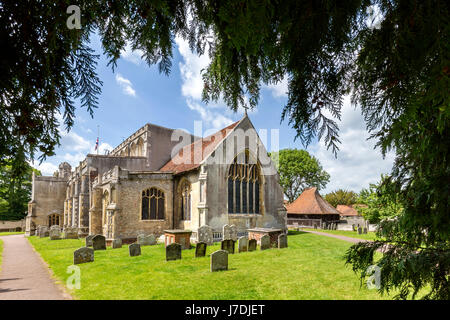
[95,137,99,151]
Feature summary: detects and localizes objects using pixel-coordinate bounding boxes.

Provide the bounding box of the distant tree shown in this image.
[324,189,358,207]
[0,154,41,221]
[270,149,329,203]
[356,176,403,223]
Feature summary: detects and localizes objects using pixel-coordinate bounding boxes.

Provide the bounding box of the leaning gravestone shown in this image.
[112,238,122,249]
[221,239,235,254]
[73,247,94,265]
[49,227,61,240]
[363,227,368,234]
[197,225,213,245]
[129,243,141,256]
[248,239,257,251]
[357,227,362,235]
[85,234,95,247]
[260,235,270,250]
[223,224,237,241]
[211,250,228,272]
[238,236,249,253]
[195,242,207,258]
[166,243,182,261]
[278,234,288,249]
[92,235,106,250]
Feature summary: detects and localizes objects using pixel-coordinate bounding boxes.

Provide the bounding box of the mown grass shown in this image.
[301,228,379,241]
[0,232,25,236]
[28,231,392,300]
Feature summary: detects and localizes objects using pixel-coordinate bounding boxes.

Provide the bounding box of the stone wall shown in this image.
[0,219,26,232]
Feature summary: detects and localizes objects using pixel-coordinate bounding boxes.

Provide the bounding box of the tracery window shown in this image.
[48,214,60,227]
[180,181,191,220]
[142,188,165,220]
[227,151,260,214]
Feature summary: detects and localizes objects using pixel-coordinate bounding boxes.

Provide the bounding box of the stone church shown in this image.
[25,114,287,242]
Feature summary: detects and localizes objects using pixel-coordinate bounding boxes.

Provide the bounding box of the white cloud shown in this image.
[59,130,91,152]
[115,73,136,97]
[266,77,289,98]
[90,142,114,155]
[186,100,233,130]
[30,161,58,176]
[310,96,395,194]
[121,42,145,65]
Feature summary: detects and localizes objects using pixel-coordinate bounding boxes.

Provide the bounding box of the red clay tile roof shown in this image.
[336,204,366,216]
[285,187,340,215]
[160,120,241,174]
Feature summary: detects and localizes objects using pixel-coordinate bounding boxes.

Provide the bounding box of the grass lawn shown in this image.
[301,228,379,241]
[0,231,25,236]
[27,231,392,300]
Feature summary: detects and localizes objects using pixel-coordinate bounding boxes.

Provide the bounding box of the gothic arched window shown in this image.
[142,188,165,220]
[48,214,60,227]
[227,151,261,214]
[180,181,191,220]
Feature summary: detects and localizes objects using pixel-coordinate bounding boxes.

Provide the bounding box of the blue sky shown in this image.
[32,33,395,194]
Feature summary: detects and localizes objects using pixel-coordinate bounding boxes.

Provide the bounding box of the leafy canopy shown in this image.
[324,189,358,207]
[270,149,330,203]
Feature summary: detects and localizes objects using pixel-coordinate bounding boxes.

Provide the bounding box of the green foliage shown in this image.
[0,158,40,221]
[324,189,358,207]
[270,149,330,202]
[356,176,403,223]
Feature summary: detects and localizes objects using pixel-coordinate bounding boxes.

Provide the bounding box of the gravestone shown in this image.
[221,239,235,254]
[238,236,249,253]
[260,235,270,250]
[35,225,42,237]
[166,243,182,261]
[357,227,362,234]
[197,225,213,245]
[223,224,237,241]
[352,224,356,231]
[278,234,288,249]
[195,242,207,258]
[85,235,95,247]
[73,247,94,264]
[363,227,368,234]
[39,226,49,238]
[92,235,106,250]
[210,250,228,272]
[137,234,157,246]
[248,239,257,251]
[49,227,61,240]
[64,227,78,239]
[129,243,141,256]
[112,238,122,249]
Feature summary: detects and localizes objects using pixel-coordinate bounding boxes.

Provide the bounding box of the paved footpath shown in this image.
[302,230,371,244]
[0,234,71,300]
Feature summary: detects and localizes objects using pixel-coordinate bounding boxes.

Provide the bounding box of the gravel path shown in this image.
[0,234,71,300]
[301,230,371,244]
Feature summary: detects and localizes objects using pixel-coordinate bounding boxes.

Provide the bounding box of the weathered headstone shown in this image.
[195,242,207,258]
[112,238,122,249]
[129,243,141,256]
[49,227,61,240]
[223,224,237,241]
[248,239,257,251]
[73,247,94,264]
[63,227,78,239]
[210,250,228,272]
[85,234,95,247]
[260,235,270,250]
[221,239,235,254]
[238,236,249,253]
[363,227,368,234]
[166,243,182,261]
[197,225,213,245]
[357,227,362,234]
[92,234,106,250]
[278,234,288,249]
[137,234,157,246]
[39,226,49,238]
